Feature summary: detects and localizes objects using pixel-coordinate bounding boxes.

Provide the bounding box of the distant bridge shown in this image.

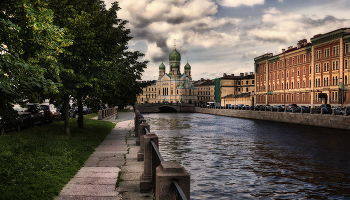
[135,103,195,113]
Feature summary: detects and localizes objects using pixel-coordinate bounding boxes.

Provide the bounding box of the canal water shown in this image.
[143,113,350,200]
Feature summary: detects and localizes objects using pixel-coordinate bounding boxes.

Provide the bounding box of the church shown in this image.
[137,45,197,104]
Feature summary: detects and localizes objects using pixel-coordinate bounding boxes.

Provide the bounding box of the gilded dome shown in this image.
[169,49,181,61]
[159,62,165,70]
[184,62,191,70]
[171,62,179,69]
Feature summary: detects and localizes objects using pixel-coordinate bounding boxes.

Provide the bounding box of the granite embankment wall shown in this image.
[195,107,350,130]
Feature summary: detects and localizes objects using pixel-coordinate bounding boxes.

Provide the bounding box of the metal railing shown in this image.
[174,181,188,200]
[144,127,188,200]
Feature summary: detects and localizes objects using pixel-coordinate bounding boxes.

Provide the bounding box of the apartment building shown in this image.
[255,28,350,107]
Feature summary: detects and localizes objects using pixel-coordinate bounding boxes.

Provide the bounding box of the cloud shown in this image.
[247,7,350,44]
[109,0,242,63]
[217,0,265,7]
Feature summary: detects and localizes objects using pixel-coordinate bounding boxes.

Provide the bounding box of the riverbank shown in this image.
[195,107,350,130]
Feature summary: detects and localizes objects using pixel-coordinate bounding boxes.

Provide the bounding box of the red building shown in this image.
[254,28,350,107]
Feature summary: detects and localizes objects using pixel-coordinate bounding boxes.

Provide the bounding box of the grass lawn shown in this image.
[118,107,130,112]
[0,114,116,199]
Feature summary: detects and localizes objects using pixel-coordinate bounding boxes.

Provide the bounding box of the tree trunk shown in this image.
[64,94,70,135]
[78,98,84,129]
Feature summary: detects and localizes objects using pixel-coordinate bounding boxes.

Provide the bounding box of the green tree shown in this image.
[49,1,148,133]
[0,0,70,120]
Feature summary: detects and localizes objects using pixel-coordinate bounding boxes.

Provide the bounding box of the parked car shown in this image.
[249,106,255,110]
[333,106,345,115]
[265,105,272,111]
[243,105,250,110]
[346,106,350,115]
[237,104,244,110]
[286,104,298,112]
[58,105,76,120]
[294,106,310,113]
[254,105,261,111]
[272,105,285,112]
[40,104,61,123]
[14,104,45,128]
[0,115,22,135]
[317,104,332,114]
[259,105,266,111]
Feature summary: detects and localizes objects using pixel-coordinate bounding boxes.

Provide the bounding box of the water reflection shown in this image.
[143,113,350,199]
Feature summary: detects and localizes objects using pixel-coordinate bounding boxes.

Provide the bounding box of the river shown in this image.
[143,113,350,200]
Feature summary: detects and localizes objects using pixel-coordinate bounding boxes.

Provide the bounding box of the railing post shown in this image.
[140,132,158,192]
[137,122,150,161]
[155,162,190,200]
[136,117,146,145]
[98,110,102,120]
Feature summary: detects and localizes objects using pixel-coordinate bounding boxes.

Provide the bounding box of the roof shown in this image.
[220,74,254,80]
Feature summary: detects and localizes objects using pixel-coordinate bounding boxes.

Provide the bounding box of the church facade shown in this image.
[137,46,197,104]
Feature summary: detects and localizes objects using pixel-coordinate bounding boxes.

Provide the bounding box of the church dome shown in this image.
[184,62,191,70]
[171,62,179,69]
[159,62,165,70]
[169,49,181,61]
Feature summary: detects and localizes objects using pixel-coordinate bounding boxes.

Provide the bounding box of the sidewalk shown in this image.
[55,111,153,200]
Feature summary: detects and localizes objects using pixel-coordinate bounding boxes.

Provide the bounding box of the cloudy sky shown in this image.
[103,0,350,80]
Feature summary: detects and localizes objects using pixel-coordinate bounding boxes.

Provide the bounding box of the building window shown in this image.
[297,81,299,88]
[324,63,327,71]
[336,76,338,85]
[337,46,339,55]
[309,80,311,88]
[333,77,335,85]
[292,94,294,101]
[346,60,348,69]
[336,61,339,69]
[303,81,305,88]
[324,49,327,57]
[282,83,284,89]
[304,55,306,62]
[293,58,295,65]
[287,95,289,101]
[298,56,300,63]
[346,75,348,85]
[303,93,305,101]
[291,82,294,89]
[297,93,299,101]
[346,44,349,53]
[287,82,289,89]
[282,95,284,101]
[327,77,329,86]
[333,47,336,56]
[310,66,311,74]
[327,49,330,57]
[292,70,294,77]
[278,62,280,68]
[287,71,289,77]
[303,67,306,75]
[282,72,284,78]
[297,68,300,76]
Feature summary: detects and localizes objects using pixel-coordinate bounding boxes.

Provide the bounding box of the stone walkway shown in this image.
[55,110,153,200]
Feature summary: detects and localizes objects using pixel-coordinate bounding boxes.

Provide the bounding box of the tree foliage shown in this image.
[0,0,71,119]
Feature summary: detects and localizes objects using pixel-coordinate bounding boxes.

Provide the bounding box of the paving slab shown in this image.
[55,109,153,200]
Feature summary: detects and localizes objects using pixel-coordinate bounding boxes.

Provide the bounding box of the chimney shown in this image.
[240,73,244,76]
[223,73,227,77]
[282,49,285,53]
[297,43,301,49]
[245,72,248,76]
[250,72,254,75]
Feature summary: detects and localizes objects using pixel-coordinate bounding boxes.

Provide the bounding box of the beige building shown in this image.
[137,46,197,104]
[194,79,215,106]
[220,72,255,106]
